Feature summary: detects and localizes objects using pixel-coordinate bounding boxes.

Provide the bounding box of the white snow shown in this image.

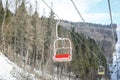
[0,52,16,80]
[110,28,120,80]
[0,52,74,80]
[0,52,37,80]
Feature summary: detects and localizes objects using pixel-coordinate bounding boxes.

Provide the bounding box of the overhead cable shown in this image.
[70,0,85,22]
[41,0,61,20]
[107,0,115,41]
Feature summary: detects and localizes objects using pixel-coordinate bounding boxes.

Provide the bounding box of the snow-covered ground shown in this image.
[0,52,16,80]
[110,27,120,80]
[0,52,76,80]
[0,52,37,80]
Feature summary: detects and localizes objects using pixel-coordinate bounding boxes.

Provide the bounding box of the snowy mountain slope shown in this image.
[0,52,75,80]
[0,52,16,80]
[0,52,37,80]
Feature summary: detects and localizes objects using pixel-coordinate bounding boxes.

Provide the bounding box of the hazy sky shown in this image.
[3,0,120,25]
[34,0,120,25]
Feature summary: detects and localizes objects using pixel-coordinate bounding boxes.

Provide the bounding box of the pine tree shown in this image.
[10,0,28,67]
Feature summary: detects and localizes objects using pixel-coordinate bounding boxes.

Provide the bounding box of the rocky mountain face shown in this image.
[61,21,117,63]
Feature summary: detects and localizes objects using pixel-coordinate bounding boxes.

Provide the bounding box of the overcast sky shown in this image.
[3,0,120,25]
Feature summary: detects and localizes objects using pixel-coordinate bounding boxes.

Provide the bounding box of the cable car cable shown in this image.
[70,0,85,22]
[41,0,61,20]
[108,0,113,24]
[107,0,115,43]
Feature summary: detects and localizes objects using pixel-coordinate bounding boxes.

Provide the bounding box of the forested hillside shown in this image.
[72,22,117,63]
[61,21,117,63]
[0,0,110,80]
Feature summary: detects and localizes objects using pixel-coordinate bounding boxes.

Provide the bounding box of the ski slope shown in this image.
[0,52,37,80]
[0,52,75,80]
[0,52,16,80]
[110,27,120,80]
